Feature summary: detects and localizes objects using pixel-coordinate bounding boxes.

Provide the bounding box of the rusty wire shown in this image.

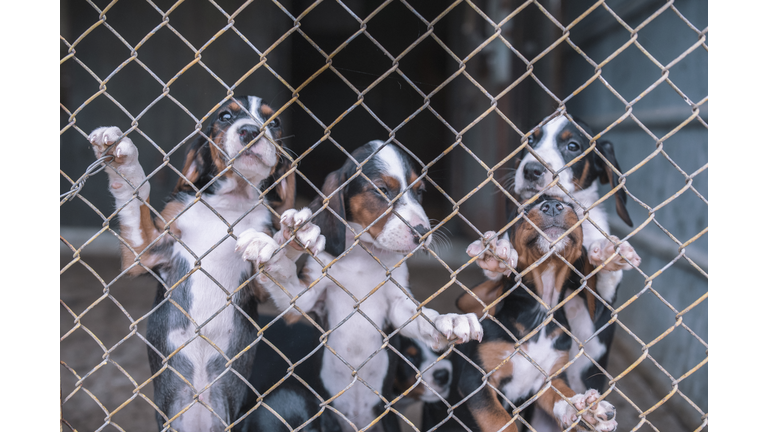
[60,1,708,431]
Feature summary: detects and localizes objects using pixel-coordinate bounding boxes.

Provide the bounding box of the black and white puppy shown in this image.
[393,335,453,407]
[244,141,483,432]
[88,96,313,431]
[466,115,641,396]
[241,315,341,432]
[459,196,618,432]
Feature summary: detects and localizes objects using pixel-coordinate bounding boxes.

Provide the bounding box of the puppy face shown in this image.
[177,96,284,191]
[394,337,452,403]
[512,115,633,226]
[511,196,583,265]
[313,141,432,256]
[514,115,597,200]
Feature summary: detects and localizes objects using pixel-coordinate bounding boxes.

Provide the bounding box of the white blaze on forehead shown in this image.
[247,96,264,122]
[515,114,575,197]
[374,142,407,187]
[534,115,570,171]
[368,140,432,251]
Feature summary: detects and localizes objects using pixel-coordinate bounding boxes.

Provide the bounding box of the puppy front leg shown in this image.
[458,353,517,432]
[588,235,641,302]
[273,208,326,262]
[540,379,617,432]
[466,231,518,281]
[236,229,326,322]
[388,292,483,351]
[89,127,161,274]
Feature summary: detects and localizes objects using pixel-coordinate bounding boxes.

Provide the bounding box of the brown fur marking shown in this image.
[348,190,389,238]
[478,341,514,388]
[176,147,201,192]
[260,104,275,118]
[120,199,164,276]
[472,389,518,432]
[457,279,504,318]
[227,101,242,112]
[536,376,576,424]
[512,204,583,271]
[576,160,591,188]
[210,125,229,173]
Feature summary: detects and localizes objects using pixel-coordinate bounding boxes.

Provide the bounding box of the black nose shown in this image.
[238,125,260,145]
[412,224,430,243]
[523,162,545,182]
[433,369,451,386]
[540,200,564,217]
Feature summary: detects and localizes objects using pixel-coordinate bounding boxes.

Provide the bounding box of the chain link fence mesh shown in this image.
[60,0,707,431]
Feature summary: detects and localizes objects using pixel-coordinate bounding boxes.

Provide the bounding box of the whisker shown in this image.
[427,225,453,257]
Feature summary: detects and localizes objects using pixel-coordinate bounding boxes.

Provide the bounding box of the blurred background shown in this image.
[60,0,707,430]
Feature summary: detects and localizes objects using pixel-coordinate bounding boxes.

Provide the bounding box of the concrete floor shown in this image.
[60,236,702,432]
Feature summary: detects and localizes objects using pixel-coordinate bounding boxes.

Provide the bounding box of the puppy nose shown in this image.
[238,125,260,145]
[523,162,545,182]
[540,200,564,217]
[433,369,451,386]
[412,224,430,243]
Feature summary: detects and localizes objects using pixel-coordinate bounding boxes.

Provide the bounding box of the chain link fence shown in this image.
[60,0,707,431]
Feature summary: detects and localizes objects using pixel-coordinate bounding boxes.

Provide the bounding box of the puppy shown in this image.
[241,315,341,432]
[458,196,618,432]
[466,114,641,395]
[88,96,310,431]
[393,335,453,407]
[244,140,483,432]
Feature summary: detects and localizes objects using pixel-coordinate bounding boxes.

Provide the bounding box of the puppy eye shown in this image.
[567,141,580,152]
[378,187,389,196]
[269,118,281,128]
[219,111,232,122]
[527,135,535,145]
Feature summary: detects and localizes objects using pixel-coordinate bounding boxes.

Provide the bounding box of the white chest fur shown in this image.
[167,191,270,378]
[310,244,410,430]
[501,330,562,404]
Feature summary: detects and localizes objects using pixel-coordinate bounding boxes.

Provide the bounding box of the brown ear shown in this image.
[456,279,505,319]
[265,152,296,229]
[596,140,632,227]
[174,125,222,194]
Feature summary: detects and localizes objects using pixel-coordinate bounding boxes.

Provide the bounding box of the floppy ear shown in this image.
[174,125,218,194]
[264,152,296,229]
[595,140,632,227]
[580,253,598,321]
[310,167,348,257]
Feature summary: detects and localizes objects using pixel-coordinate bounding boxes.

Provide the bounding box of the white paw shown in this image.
[88,126,138,165]
[588,236,641,272]
[236,229,298,283]
[556,389,617,431]
[466,231,518,278]
[279,207,326,255]
[432,313,483,346]
[236,228,283,265]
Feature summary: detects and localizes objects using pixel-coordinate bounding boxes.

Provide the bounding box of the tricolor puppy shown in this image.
[458,196,618,432]
[466,115,641,396]
[393,335,453,406]
[88,96,316,432]
[247,141,483,432]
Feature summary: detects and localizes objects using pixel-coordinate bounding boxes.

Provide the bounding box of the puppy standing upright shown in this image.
[467,115,641,397]
[459,196,618,432]
[242,141,483,432]
[88,96,313,431]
